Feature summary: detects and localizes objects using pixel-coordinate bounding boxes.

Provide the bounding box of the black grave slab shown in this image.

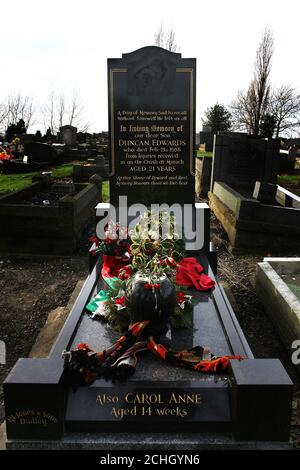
[108,46,196,206]
[64,256,251,434]
[3,43,294,447]
[24,142,57,163]
[3,256,293,443]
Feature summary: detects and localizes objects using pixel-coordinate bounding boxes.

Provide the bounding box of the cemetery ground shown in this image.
[0,163,110,201]
[278,174,300,197]
[0,199,300,447]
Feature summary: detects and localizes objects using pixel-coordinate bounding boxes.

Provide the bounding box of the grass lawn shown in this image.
[51,163,73,179]
[0,163,73,195]
[0,163,110,201]
[196,150,213,158]
[277,174,300,196]
[0,171,38,194]
[102,181,109,201]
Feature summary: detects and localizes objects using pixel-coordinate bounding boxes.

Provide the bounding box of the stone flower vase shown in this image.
[125,271,177,340]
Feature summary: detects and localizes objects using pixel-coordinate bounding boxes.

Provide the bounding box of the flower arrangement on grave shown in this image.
[63,211,244,385]
[87,211,194,331]
[0,149,12,161]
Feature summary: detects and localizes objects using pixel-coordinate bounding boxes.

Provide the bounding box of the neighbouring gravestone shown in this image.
[211,134,280,194]
[195,156,212,197]
[279,149,296,175]
[60,125,77,146]
[73,156,106,182]
[200,131,214,152]
[23,142,57,163]
[20,134,37,145]
[108,46,196,206]
[253,181,277,205]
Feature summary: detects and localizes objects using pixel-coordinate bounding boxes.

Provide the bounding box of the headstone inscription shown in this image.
[108,46,196,206]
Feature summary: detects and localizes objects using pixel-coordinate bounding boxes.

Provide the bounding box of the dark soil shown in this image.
[20,190,62,206]
[19,179,76,206]
[0,257,89,420]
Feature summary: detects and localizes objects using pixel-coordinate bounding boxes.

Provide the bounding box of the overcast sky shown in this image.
[1,0,299,133]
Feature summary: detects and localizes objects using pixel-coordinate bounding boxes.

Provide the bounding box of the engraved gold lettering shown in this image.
[125,393,164,405]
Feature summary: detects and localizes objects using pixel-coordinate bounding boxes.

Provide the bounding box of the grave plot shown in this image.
[209,134,300,254]
[2,143,59,174]
[256,257,300,374]
[3,47,293,450]
[0,174,102,255]
[73,156,108,182]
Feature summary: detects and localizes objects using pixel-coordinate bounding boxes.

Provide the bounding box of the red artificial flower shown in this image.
[77,343,91,351]
[162,257,177,268]
[89,236,101,246]
[119,266,133,280]
[177,292,185,304]
[115,296,125,307]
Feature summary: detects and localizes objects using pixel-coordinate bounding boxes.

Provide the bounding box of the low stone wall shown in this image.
[256,258,300,374]
[195,157,212,197]
[0,175,102,255]
[276,186,300,209]
[73,156,108,182]
[209,182,300,254]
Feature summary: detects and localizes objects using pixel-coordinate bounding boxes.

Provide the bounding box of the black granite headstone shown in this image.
[199,131,214,152]
[108,46,196,206]
[253,181,277,205]
[24,142,57,163]
[211,135,279,193]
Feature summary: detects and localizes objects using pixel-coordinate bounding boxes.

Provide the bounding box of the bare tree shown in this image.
[68,92,90,132]
[57,93,66,131]
[42,90,90,133]
[42,90,55,134]
[154,24,164,48]
[231,28,274,134]
[68,92,83,126]
[3,91,35,130]
[154,24,180,52]
[0,103,8,131]
[269,85,300,137]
